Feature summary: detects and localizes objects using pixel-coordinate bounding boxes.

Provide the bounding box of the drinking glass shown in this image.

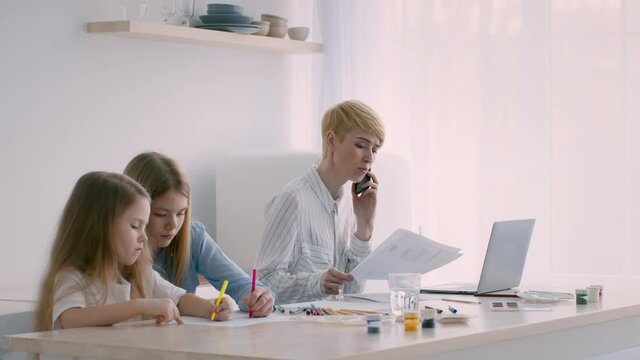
[120,0,148,21]
[388,273,421,316]
[160,0,176,24]
[327,287,344,301]
[176,0,195,27]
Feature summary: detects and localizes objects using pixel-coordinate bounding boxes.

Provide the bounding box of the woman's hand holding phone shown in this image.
[355,173,371,195]
[352,170,378,241]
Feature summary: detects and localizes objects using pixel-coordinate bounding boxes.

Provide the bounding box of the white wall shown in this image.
[0,0,319,289]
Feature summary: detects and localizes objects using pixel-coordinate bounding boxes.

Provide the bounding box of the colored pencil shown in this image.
[441,298,481,304]
[211,280,229,321]
[249,268,256,318]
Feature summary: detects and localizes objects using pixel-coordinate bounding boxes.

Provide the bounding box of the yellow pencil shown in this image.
[211,280,229,321]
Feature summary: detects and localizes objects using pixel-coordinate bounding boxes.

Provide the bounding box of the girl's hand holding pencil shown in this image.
[209,280,231,321]
[209,297,234,321]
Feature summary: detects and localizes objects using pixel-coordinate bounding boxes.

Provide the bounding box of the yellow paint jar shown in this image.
[403,310,420,331]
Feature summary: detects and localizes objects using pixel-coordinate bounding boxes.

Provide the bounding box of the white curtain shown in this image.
[318,0,640,287]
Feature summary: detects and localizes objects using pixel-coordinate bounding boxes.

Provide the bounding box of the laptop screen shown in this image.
[476,219,535,294]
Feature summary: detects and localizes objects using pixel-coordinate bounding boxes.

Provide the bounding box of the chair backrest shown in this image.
[215,150,413,273]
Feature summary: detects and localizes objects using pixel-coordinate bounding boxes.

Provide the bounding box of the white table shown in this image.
[3,288,640,360]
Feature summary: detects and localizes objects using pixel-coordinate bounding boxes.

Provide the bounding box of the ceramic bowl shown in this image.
[261,13,287,22]
[199,14,252,24]
[250,21,270,36]
[267,24,287,38]
[287,26,309,41]
[261,14,287,28]
[206,3,243,14]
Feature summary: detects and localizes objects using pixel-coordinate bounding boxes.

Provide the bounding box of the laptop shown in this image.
[421,219,535,296]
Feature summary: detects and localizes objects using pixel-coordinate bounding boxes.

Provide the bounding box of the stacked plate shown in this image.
[196,3,259,34]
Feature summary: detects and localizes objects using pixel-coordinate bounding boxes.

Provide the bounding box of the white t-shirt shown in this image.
[52,268,186,329]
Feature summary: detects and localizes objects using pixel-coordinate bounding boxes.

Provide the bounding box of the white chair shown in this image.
[215,151,413,280]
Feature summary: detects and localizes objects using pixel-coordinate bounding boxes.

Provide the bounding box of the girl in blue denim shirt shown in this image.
[125,152,274,317]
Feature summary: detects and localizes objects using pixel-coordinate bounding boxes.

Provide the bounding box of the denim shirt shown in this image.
[153,222,272,311]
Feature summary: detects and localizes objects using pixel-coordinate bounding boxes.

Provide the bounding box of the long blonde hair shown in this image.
[124,152,191,287]
[35,172,151,331]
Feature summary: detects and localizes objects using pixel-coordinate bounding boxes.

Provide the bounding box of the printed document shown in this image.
[350,228,462,280]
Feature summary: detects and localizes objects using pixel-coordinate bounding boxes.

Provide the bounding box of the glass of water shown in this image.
[176,0,194,26]
[326,284,344,301]
[160,0,176,24]
[388,273,421,316]
[120,0,148,21]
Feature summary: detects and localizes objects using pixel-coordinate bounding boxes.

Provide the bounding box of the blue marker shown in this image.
[448,305,458,314]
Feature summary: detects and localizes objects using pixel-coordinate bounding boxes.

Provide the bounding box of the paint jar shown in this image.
[403,310,420,331]
[421,308,436,329]
[366,314,382,334]
[587,286,600,303]
[589,284,603,300]
[575,289,588,305]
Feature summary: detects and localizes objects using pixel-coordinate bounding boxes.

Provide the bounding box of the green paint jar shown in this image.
[575,288,588,305]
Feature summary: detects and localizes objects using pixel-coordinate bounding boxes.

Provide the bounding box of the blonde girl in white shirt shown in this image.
[35,171,228,331]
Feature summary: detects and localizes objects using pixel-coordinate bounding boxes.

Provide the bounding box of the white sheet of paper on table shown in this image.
[350,228,463,280]
[181,311,292,327]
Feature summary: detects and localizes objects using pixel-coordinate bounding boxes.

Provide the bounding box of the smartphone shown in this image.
[355,171,371,195]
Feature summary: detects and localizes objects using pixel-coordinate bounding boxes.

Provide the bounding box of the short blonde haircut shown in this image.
[321,100,385,158]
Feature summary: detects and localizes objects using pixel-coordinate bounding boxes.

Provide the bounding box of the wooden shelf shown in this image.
[86,21,323,55]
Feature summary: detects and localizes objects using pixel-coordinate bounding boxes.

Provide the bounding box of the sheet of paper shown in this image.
[181,311,292,327]
[350,228,462,280]
[342,293,390,303]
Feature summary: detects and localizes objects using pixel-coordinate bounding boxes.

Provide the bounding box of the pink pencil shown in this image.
[250,268,256,318]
